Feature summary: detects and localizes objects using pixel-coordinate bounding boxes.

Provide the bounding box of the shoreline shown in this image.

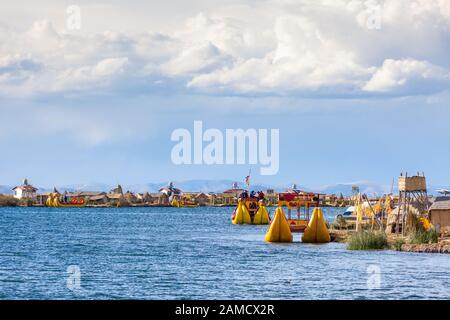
[329,230,450,254]
[0,203,272,208]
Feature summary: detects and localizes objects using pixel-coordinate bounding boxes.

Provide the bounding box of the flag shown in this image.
[245,169,251,187]
[245,175,250,186]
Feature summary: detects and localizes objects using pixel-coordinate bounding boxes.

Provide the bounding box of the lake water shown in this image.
[0,206,449,299]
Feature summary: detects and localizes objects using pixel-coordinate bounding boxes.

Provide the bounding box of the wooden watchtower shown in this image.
[396,172,429,234]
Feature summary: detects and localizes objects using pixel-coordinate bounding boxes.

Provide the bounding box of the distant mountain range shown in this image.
[123,180,275,194]
[309,182,392,197]
[1,180,448,196]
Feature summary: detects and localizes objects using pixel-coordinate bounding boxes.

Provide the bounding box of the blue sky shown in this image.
[1,0,449,189]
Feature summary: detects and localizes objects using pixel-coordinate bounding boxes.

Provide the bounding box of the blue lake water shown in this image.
[0,206,449,299]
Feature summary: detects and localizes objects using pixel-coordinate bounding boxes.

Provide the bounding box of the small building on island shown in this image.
[135,192,155,204]
[150,193,169,205]
[265,188,278,206]
[87,194,109,205]
[159,182,182,197]
[429,196,450,231]
[183,192,212,206]
[223,182,246,197]
[12,179,38,200]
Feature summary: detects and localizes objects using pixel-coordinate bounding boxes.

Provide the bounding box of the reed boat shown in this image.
[171,196,200,208]
[45,193,87,208]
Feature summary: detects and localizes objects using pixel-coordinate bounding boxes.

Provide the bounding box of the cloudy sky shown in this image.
[1,0,449,189]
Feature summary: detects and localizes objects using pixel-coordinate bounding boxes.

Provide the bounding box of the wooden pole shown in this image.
[356,193,360,232]
[363,194,382,231]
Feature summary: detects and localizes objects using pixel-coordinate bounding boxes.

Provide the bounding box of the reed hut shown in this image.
[107,193,123,206]
[429,197,450,231]
[87,194,107,205]
[149,192,169,205]
[136,192,154,204]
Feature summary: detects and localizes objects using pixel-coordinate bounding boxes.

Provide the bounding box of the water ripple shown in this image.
[0,206,449,299]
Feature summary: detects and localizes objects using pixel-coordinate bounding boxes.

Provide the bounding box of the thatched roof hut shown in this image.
[385,206,420,234]
[429,197,450,231]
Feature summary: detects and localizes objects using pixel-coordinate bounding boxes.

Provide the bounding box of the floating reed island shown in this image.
[227,174,450,254]
[2,175,450,253]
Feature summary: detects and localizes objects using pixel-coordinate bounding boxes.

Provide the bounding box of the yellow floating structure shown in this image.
[171,196,199,208]
[232,200,252,225]
[253,201,270,225]
[302,207,330,243]
[45,193,87,208]
[277,191,320,232]
[264,207,293,243]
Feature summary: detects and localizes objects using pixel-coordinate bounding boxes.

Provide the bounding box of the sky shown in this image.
[0,0,450,190]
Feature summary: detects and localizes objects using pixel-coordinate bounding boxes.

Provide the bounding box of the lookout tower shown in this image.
[351,185,360,202]
[396,172,429,234]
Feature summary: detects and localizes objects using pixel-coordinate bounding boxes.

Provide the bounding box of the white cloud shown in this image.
[0,54,41,84]
[363,59,450,92]
[161,41,231,76]
[51,57,129,92]
[0,0,449,97]
[26,20,61,42]
[92,57,129,77]
[188,13,375,93]
[174,12,274,59]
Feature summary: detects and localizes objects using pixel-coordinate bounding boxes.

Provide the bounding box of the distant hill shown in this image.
[125,180,275,193]
[0,185,13,194]
[51,179,276,194]
[173,180,274,193]
[0,181,390,196]
[124,180,395,196]
[56,183,113,193]
[3,180,447,196]
[310,182,391,197]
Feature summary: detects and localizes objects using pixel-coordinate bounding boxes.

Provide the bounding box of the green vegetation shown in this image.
[409,227,439,244]
[0,195,19,207]
[0,195,34,207]
[332,215,347,230]
[347,230,387,250]
[392,238,406,251]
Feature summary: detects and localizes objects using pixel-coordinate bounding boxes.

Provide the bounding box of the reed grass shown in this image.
[409,227,439,244]
[347,230,387,250]
[392,238,406,251]
[0,195,19,207]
